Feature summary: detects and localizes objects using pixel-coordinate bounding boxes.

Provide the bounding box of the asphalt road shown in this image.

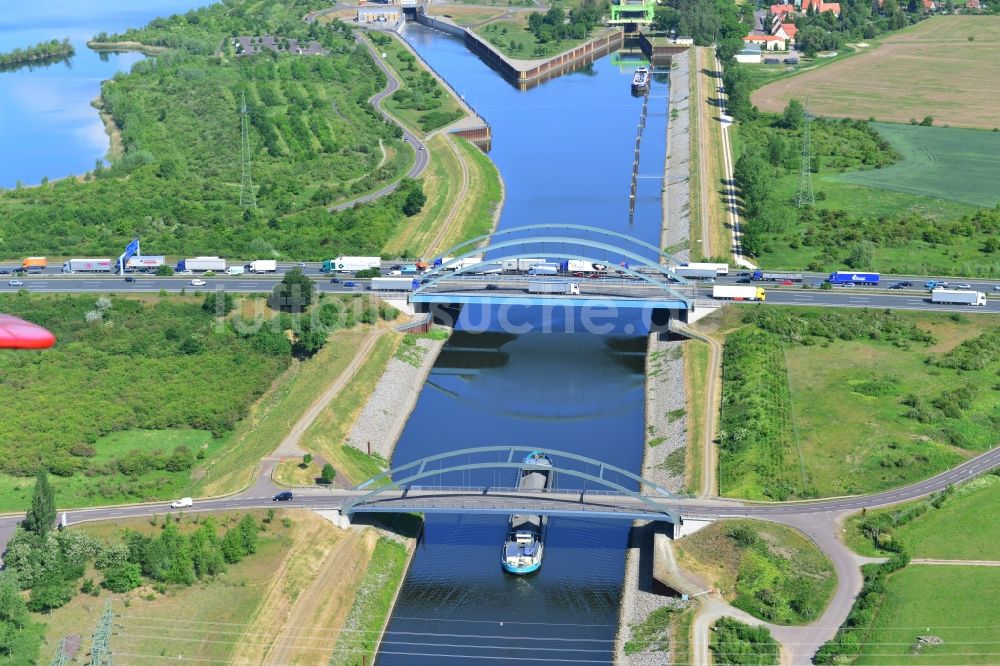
[329,35,429,212]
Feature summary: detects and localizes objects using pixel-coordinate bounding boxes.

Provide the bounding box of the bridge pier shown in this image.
[315,509,352,530]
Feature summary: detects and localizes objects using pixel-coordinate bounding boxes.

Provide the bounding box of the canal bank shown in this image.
[661,48,692,261]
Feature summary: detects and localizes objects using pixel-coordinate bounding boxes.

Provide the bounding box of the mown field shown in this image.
[832,123,1000,208]
[675,519,837,624]
[0,0,421,259]
[855,565,1000,665]
[752,16,1000,130]
[719,307,1000,500]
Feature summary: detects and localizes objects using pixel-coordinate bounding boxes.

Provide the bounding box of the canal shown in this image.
[378,24,670,663]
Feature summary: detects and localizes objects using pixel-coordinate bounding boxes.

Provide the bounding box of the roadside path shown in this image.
[912,558,1000,566]
[329,34,429,213]
[694,47,712,258]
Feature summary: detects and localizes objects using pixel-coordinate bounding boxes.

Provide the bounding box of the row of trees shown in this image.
[0,38,74,67]
[527,2,606,43]
[653,0,748,61]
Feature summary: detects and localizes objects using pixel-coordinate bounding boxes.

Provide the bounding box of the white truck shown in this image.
[62,258,113,273]
[178,257,227,272]
[528,263,560,276]
[371,277,418,291]
[125,255,165,271]
[247,259,277,273]
[931,288,986,306]
[225,266,245,275]
[502,258,546,272]
[561,260,608,273]
[328,256,381,273]
[682,262,729,275]
[672,266,718,279]
[528,280,580,295]
[712,285,766,301]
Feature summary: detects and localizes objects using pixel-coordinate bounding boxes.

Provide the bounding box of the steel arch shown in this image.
[346,446,680,522]
[434,223,686,269]
[416,237,691,305]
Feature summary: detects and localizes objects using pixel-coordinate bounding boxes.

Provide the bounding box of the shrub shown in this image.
[102,563,143,593]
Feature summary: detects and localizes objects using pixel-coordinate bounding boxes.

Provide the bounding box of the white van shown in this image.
[225,266,245,275]
[170,497,193,508]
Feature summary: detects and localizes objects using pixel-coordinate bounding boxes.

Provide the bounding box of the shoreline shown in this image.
[616,51,694,664]
[86,40,169,56]
[91,94,123,162]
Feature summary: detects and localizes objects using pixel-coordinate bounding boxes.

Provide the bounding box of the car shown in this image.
[736,277,752,284]
[0,269,9,275]
[190,279,206,287]
[178,269,193,275]
[8,280,23,287]
[485,284,499,290]
[329,277,342,284]
[419,146,425,151]
[737,271,750,277]
[273,491,294,502]
[12,269,26,275]
[953,283,971,290]
[124,276,136,283]
[388,270,402,276]
[780,280,794,286]
[994,285,1000,292]
[390,264,402,271]
[343,281,358,288]
[170,497,193,509]
[898,281,913,287]
[572,271,585,278]
[840,282,855,288]
[888,283,904,290]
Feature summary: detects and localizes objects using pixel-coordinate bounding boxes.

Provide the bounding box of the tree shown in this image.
[268,267,314,313]
[321,463,336,484]
[220,527,246,564]
[780,99,803,130]
[846,241,875,269]
[0,574,27,628]
[302,453,313,466]
[26,582,73,613]
[22,470,55,537]
[401,179,426,217]
[102,562,142,593]
[202,291,235,316]
[238,515,259,555]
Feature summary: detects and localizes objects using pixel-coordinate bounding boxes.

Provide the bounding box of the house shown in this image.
[744,34,789,51]
[922,0,937,10]
[801,0,842,15]
[770,3,796,19]
[965,0,981,9]
[735,42,763,64]
[357,6,403,22]
[779,22,799,40]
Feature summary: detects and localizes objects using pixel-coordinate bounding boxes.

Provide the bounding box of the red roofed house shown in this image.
[770,3,796,16]
[966,0,981,9]
[801,0,842,14]
[922,0,937,10]
[744,34,789,50]
[775,22,799,41]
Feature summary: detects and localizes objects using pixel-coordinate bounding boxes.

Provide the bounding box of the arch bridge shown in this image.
[409,224,697,314]
[344,446,684,523]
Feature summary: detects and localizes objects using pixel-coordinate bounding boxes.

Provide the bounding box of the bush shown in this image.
[26,583,74,613]
[102,563,143,593]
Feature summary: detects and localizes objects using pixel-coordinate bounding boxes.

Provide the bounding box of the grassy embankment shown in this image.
[718,307,1000,500]
[300,333,402,485]
[683,341,710,495]
[711,618,781,666]
[367,32,465,134]
[386,134,503,258]
[752,16,1000,130]
[675,519,836,625]
[36,511,390,664]
[0,0,423,259]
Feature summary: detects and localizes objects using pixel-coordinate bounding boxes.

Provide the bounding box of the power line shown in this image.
[239,90,257,210]
[48,637,70,666]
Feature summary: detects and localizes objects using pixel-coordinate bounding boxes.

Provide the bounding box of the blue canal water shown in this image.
[0,0,212,189]
[378,24,670,664]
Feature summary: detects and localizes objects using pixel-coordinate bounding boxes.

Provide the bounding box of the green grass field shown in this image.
[832,123,1000,208]
[721,308,1000,499]
[847,475,1000,559]
[855,566,1000,665]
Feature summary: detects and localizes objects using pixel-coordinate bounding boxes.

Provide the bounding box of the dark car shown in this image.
[485,284,499,290]
[124,276,136,283]
[343,281,358,288]
[898,281,913,287]
[329,277,342,284]
[390,264,402,271]
[273,491,294,502]
[736,277,752,284]
[0,269,9,275]
[888,283,904,290]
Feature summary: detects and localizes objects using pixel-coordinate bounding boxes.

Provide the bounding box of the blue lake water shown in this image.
[0,0,212,188]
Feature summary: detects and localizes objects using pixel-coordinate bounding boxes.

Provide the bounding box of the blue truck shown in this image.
[828,271,880,285]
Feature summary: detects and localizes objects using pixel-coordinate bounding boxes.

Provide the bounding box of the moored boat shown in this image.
[631,66,650,92]
[502,452,553,575]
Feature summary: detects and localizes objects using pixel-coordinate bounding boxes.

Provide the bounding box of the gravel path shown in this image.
[662,49,692,263]
[345,336,446,459]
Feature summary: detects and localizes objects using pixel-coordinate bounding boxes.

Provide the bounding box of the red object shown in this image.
[0,314,56,349]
